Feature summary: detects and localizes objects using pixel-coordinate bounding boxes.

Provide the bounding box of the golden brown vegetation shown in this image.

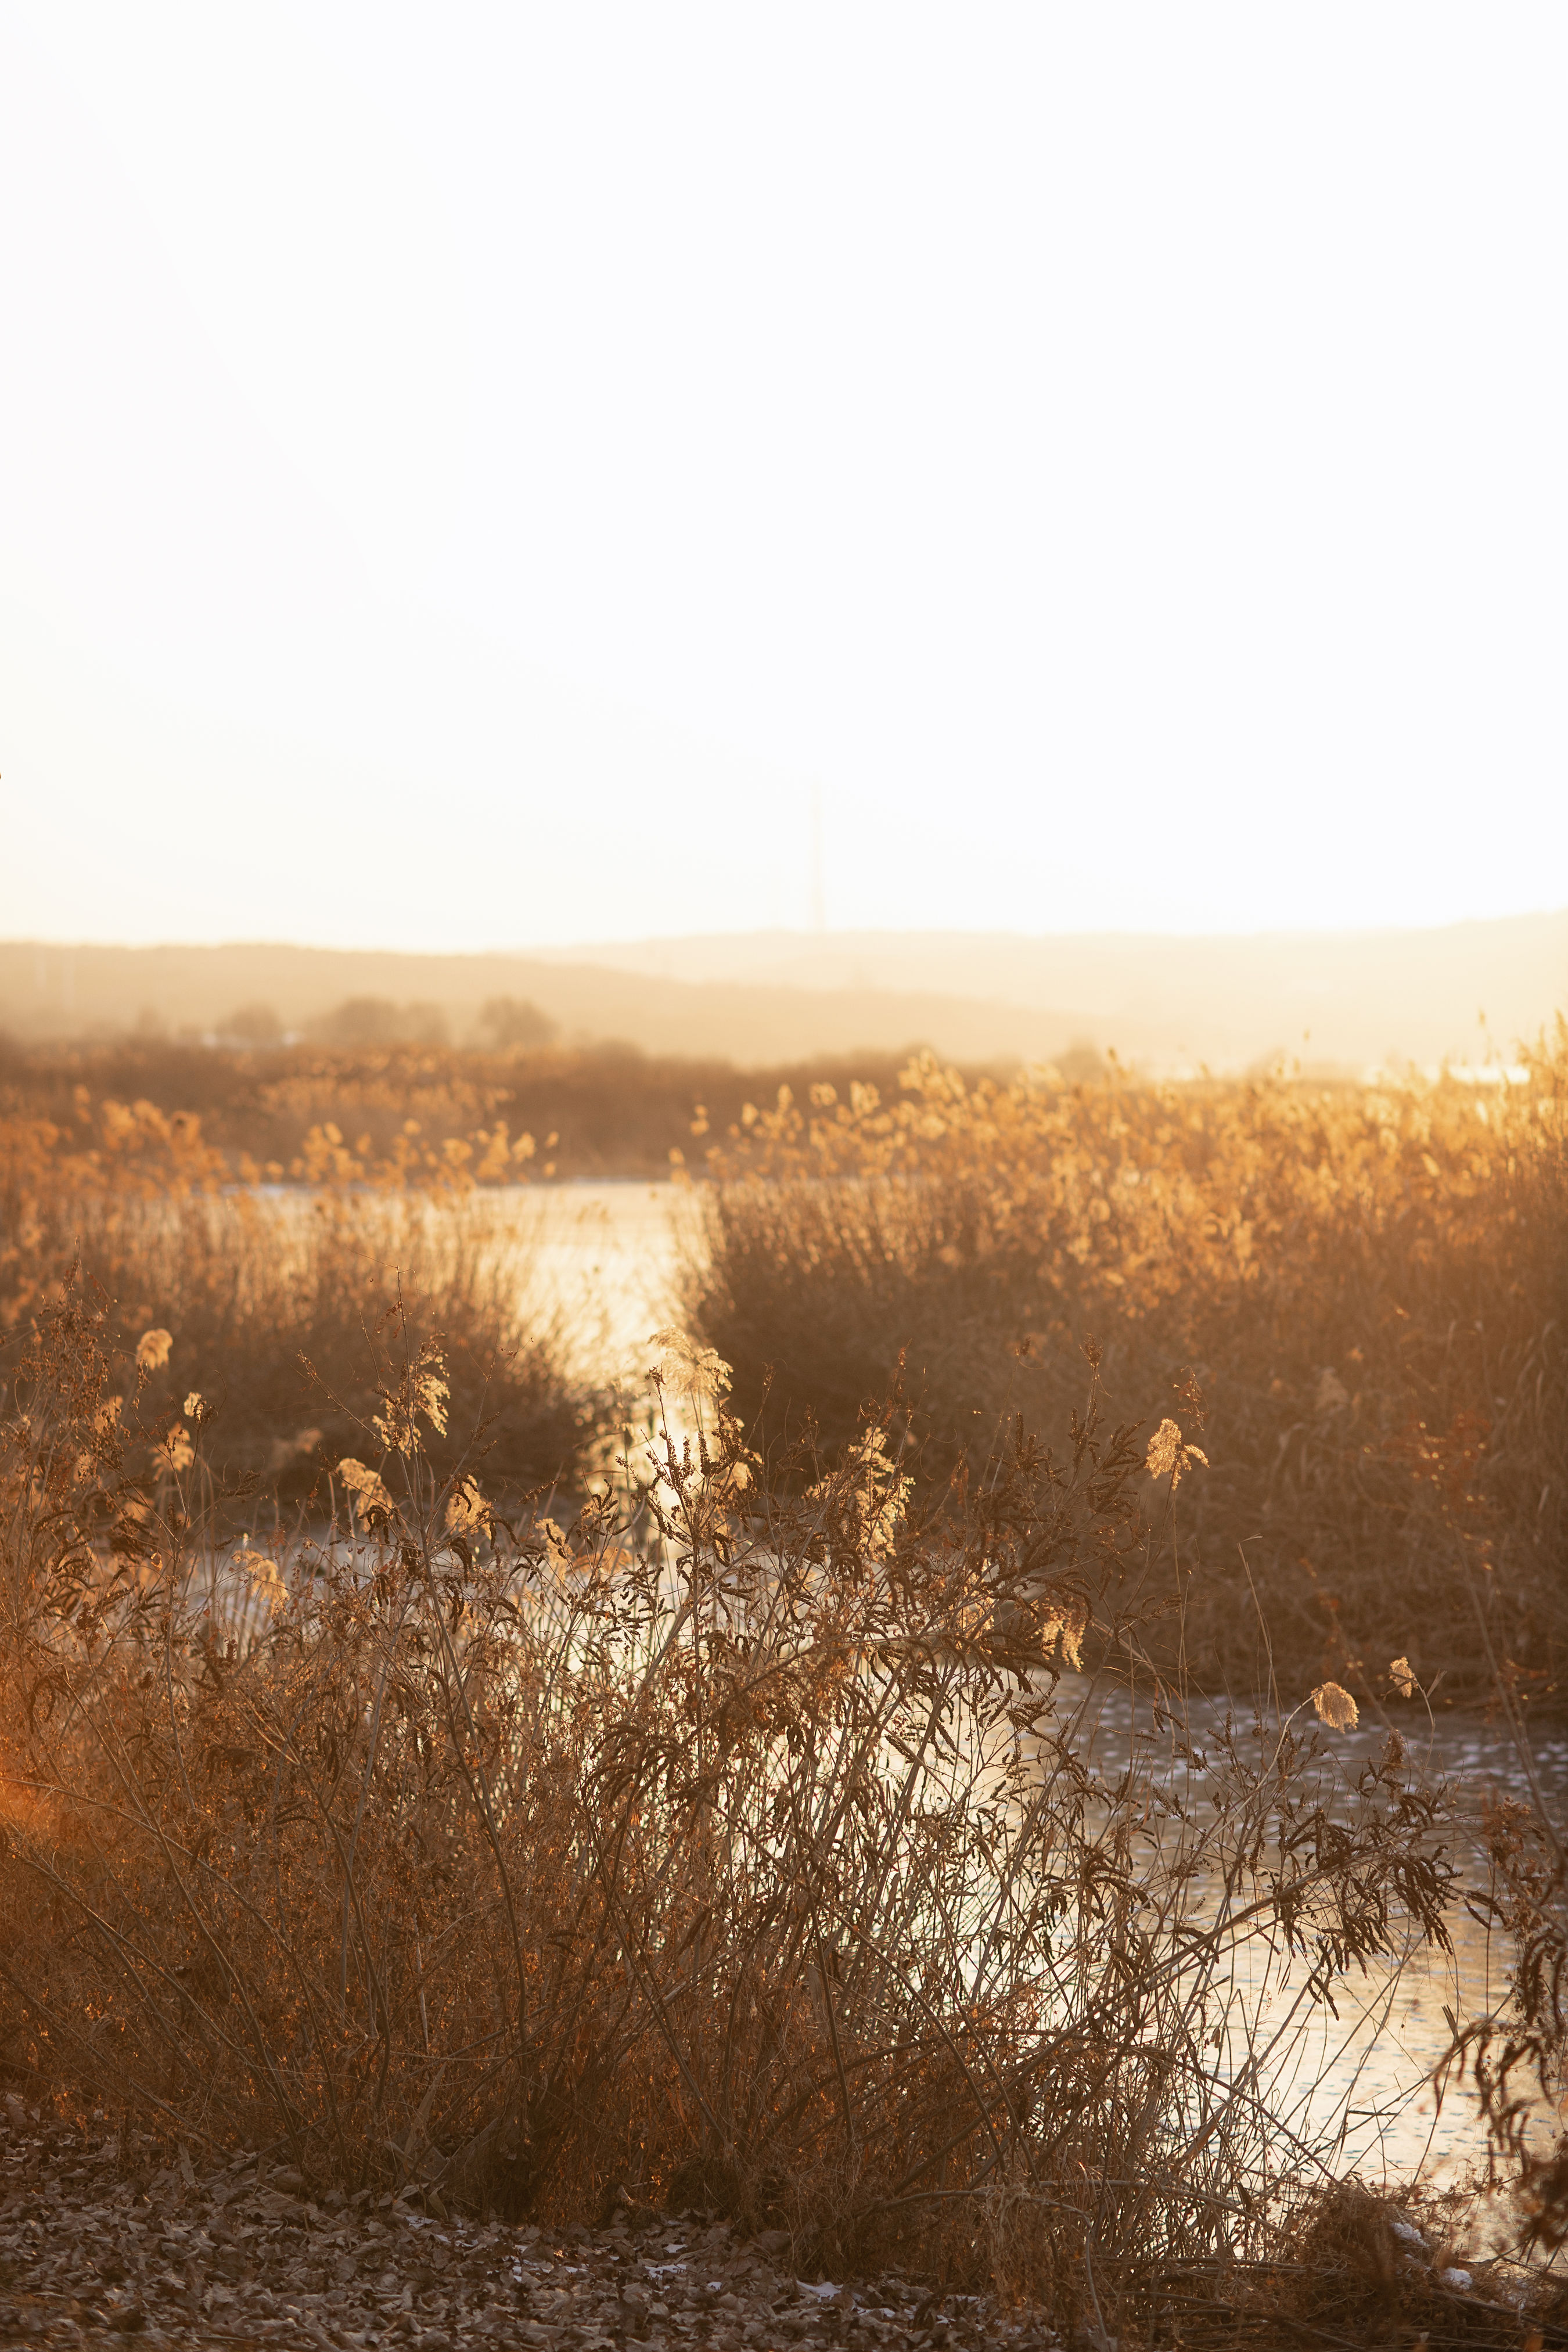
[688,1027,1568,1699]
[3,1024,1566,2333]
[0,1081,591,1516]
[0,1033,925,1184]
[3,1027,1565,1693]
[1,1289,1465,2337]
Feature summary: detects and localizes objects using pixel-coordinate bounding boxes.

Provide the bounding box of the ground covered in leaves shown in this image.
[0,2109,1065,2352]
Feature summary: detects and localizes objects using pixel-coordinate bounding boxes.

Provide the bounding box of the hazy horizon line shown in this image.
[5,903,1566,961]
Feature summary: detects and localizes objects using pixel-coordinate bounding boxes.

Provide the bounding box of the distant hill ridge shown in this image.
[1,912,1563,1073]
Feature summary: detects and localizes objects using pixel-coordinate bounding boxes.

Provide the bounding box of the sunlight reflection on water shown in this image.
[493,1178,706,1381]
[236,1182,1566,2217]
[1030,1680,1568,2216]
[468,1184,1568,2208]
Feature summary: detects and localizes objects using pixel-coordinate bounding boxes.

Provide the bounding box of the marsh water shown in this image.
[498,1183,1567,2220]
[233,1181,1565,2225]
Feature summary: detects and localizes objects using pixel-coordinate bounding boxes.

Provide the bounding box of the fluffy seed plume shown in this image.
[537,1516,574,1573]
[1146,1417,1209,1488]
[1042,1598,1089,1672]
[445,1475,494,1538]
[1311,1681,1360,1731]
[646,1328,732,1403]
[238,1542,288,1615]
[413,1344,449,1434]
[375,1340,449,1454]
[1390,1656,1417,1699]
[337,1458,395,1520]
[153,1425,194,1476]
[135,1328,173,1371]
[810,1430,911,1560]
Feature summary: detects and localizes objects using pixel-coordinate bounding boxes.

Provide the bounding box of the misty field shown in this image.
[2,1031,1566,2339]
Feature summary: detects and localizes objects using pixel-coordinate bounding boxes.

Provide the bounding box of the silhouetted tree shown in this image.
[312,997,451,1047]
[224,1002,285,1046]
[476,995,558,1051]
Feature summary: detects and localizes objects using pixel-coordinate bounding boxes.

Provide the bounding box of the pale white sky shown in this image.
[2,2,1565,951]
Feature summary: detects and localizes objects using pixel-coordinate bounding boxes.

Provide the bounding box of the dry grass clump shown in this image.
[1166,2178,1562,2350]
[1,1095,591,1511]
[0,1294,1457,2332]
[85,1195,585,1508]
[688,1028,1568,1697]
[0,1056,543,1211]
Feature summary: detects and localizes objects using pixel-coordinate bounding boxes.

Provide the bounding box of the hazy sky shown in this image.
[3,3,1565,951]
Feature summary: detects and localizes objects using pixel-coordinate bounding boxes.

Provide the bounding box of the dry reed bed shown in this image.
[0,1288,1480,2342]
[0,1034,928,1184]
[5,1033,1568,2331]
[686,1030,1568,1699]
[0,1087,594,1515]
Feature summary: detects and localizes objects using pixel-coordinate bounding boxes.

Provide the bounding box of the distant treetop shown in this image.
[475,995,559,1052]
[310,996,451,1048]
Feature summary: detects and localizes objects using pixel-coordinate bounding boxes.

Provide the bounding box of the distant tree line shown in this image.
[214,994,560,1051]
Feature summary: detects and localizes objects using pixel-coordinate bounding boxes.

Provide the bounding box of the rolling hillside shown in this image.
[2,908,1563,1071]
